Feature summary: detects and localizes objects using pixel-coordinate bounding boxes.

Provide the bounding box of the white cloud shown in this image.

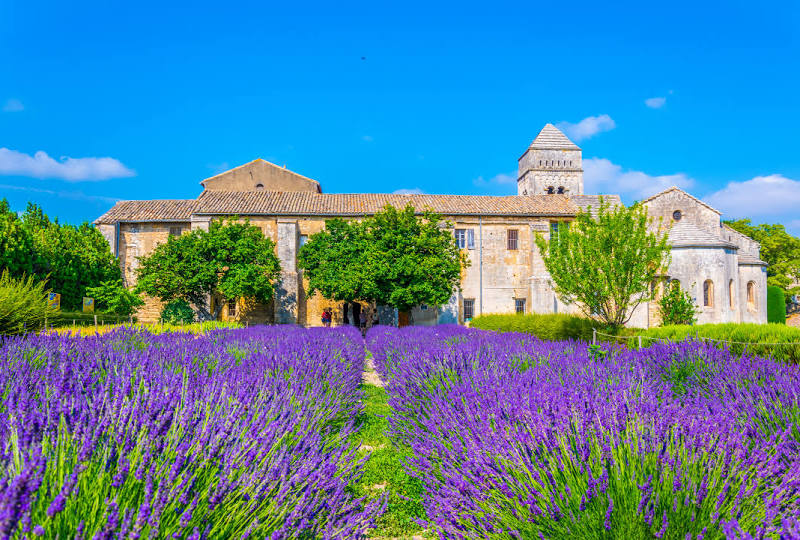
[2,98,24,112]
[473,171,516,187]
[645,97,666,109]
[393,188,424,194]
[556,114,616,142]
[0,148,135,181]
[583,157,694,200]
[704,174,800,221]
[0,182,120,204]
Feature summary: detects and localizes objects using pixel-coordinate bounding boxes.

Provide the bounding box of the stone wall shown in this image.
[644,190,721,233]
[518,148,583,196]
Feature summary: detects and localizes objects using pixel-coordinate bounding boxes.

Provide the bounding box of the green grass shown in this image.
[350,383,427,538]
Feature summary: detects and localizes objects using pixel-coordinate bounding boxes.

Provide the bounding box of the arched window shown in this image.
[539,160,542,166]
[729,279,735,309]
[747,281,756,309]
[703,280,714,307]
[546,186,555,194]
[255,183,264,190]
[557,186,565,194]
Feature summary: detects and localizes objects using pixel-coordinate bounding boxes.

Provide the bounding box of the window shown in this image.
[169,226,182,237]
[466,229,475,249]
[507,229,518,250]
[228,298,237,317]
[546,186,555,194]
[299,235,308,248]
[515,298,526,314]
[557,186,565,194]
[747,281,756,309]
[255,183,264,190]
[463,299,475,321]
[729,279,735,309]
[550,221,560,242]
[454,229,466,249]
[539,160,542,166]
[673,210,682,221]
[703,280,714,307]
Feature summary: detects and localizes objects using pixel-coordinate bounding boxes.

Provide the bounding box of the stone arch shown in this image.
[729,279,735,309]
[747,281,756,309]
[703,279,714,307]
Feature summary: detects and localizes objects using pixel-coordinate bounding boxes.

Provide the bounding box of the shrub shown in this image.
[470,313,606,341]
[160,299,195,324]
[0,270,58,335]
[767,285,787,324]
[657,280,697,326]
[640,323,800,364]
[85,279,144,317]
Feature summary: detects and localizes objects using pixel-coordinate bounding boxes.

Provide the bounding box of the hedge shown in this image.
[639,323,800,364]
[469,313,614,342]
[767,285,787,324]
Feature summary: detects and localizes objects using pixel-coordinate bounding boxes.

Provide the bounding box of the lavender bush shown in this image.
[369,326,800,539]
[0,326,379,539]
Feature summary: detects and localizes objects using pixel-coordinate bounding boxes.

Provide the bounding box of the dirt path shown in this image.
[362,354,385,387]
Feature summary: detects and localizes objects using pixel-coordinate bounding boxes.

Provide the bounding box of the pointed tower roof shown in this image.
[529,123,580,150]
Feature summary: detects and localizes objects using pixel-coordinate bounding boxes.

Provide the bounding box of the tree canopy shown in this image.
[0,199,121,310]
[298,204,468,314]
[724,219,800,301]
[535,199,671,328]
[136,218,281,320]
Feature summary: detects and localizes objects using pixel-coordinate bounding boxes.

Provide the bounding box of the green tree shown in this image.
[658,280,698,326]
[365,205,468,313]
[535,199,671,329]
[85,279,144,317]
[724,219,800,302]
[0,199,35,276]
[136,218,281,320]
[299,204,468,317]
[298,218,372,304]
[0,201,121,310]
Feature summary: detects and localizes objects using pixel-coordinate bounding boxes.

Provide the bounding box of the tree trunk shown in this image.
[342,301,350,325]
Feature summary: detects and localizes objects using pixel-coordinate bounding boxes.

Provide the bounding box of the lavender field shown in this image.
[368,326,800,539]
[0,326,379,539]
[2,325,799,539]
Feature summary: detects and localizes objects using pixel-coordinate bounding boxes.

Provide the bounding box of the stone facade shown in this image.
[95,125,768,328]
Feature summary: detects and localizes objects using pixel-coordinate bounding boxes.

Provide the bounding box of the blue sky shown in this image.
[2,0,799,232]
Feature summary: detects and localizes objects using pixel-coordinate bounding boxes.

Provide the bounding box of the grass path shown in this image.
[350,354,428,539]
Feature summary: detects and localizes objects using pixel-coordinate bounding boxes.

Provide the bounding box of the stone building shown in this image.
[95,124,767,327]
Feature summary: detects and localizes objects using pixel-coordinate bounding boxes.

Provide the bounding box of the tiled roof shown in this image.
[193,191,578,217]
[528,124,580,150]
[570,194,622,217]
[94,200,197,224]
[668,221,737,248]
[737,254,768,266]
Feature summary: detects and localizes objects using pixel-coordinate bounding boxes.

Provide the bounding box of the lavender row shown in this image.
[0,326,378,539]
[368,326,800,538]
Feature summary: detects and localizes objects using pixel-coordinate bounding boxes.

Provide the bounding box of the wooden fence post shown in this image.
[638,335,643,349]
[592,328,597,345]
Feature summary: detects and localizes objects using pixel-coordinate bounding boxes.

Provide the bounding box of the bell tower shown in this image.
[518,124,583,196]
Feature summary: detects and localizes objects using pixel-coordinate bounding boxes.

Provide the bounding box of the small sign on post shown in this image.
[82,297,95,313]
[48,292,61,311]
